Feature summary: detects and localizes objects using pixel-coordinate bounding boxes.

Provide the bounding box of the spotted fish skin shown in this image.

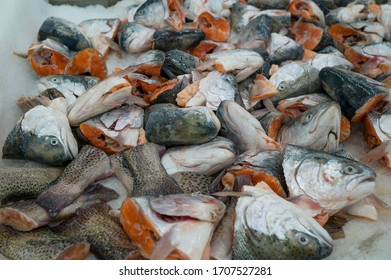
[53,204,137,260]
[114,143,183,197]
[0,167,62,206]
[35,145,113,217]
[0,226,90,260]
[170,172,215,194]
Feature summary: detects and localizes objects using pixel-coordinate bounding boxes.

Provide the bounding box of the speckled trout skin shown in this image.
[233,185,333,260]
[0,226,90,260]
[35,145,113,217]
[0,184,119,231]
[53,204,137,260]
[0,167,62,206]
[112,143,183,197]
[170,172,215,194]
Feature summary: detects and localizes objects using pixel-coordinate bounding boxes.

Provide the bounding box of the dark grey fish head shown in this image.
[2,123,73,166]
[37,75,99,95]
[38,17,91,51]
[248,0,289,10]
[153,29,205,52]
[161,50,198,78]
[238,15,272,49]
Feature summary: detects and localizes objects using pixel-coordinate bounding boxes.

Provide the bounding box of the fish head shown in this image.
[234,191,333,259]
[134,0,167,27]
[286,145,376,213]
[270,62,308,102]
[284,101,341,152]
[3,106,78,166]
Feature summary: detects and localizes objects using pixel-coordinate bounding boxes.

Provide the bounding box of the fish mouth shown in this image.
[346,175,376,194]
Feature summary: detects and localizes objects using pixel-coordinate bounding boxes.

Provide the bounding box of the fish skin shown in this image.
[114,143,183,197]
[53,204,137,260]
[268,33,304,65]
[170,172,215,194]
[38,17,91,51]
[319,66,389,122]
[118,22,155,54]
[134,0,169,28]
[248,0,289,10]
[283,144,376,215]
[37,75,99,106]
[2,105,78,166]
[216,100,281,153]
[277,101,341,152]
[0,167,62,206]
[161,50,198,78]
[0,226,90,260]
[35,145,113,217]
[237,14,290,50]
[161,136,237,176]
[145,104,221,146]
[230,3,261,34]
[153,29,205,52]
[0,184,119,231]
[269,61,322,104]
[233,184,333,260]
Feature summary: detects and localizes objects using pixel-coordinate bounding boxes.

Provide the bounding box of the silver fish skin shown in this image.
[0,168,62,206]
[364,111,391,145]
[2,104,78,166]
[277,101,341,152]
[283,145,376,215]
[118,22,155,54]
[0,226,90,260]
[37,75,99,106]
[134,0,169,28]
[269,61,322,104]
[38,17,91,51]
[35,145,113,217]
[216,100,281,153]
[161,136,237,176]
[233,184,333,260]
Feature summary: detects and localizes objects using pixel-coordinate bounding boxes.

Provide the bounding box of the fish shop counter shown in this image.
[0,0,391,260]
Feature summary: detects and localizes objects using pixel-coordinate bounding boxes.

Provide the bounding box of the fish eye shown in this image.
[277,83,286,91]
[343,165,357,175]
[51,78,58,83]
[295,232,309,245]
[301,113,313,125]
[50,137,59,146]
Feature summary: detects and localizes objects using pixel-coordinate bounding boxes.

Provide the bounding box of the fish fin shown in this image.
[13,51,29,59]
[196,58,217,71]
[362,141,391,163]
[313,213,329,226]
[235,67,257,83]
[150,229,177,260]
